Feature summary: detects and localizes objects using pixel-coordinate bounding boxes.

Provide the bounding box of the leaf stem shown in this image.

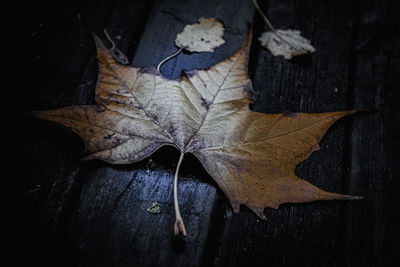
[251,0,277,32]
[103,28,116,49]
[173,152,187,236]
[157,47,185,73]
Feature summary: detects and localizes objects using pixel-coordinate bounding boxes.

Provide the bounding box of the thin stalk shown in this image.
[157,47,185,72]
[103,28,116,49]
[252,0,277,32]
[173,152,187,236]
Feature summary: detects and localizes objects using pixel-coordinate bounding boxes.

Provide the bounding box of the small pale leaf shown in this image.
[175,17,225,52]
[258,29,316,59]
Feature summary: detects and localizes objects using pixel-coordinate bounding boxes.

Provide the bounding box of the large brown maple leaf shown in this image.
[34,33,360,236]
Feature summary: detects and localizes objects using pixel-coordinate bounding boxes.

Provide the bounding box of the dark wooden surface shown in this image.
[13,0,399,266]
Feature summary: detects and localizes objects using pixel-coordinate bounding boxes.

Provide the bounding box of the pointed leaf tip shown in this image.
[230,201,241,214]
[90,32,109,53]
[241,30,253,55]
[337,194,363,200]
[250,206,267,220]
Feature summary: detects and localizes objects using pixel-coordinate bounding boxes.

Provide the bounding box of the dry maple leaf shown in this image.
[33,32,361,236]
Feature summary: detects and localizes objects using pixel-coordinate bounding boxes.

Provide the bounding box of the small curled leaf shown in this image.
[146,202,161,214]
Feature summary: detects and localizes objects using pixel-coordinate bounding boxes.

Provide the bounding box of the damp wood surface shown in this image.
[14,0,399,266]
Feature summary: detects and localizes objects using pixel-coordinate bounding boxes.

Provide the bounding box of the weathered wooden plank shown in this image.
[343,0,400,266]
[47,0,255,266]
[16,0,399,266]
[132,0,254,79]
[216,0,359,266]
[69,151,218,267]
[16,0,155,266]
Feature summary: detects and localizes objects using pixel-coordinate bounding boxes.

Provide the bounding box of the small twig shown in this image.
[157,46,185,72]
[103,28,116,49]
[173,152,187,236]
[252,0,277,32]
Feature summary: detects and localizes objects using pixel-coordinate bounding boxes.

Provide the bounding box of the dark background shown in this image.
[13,0,399,266]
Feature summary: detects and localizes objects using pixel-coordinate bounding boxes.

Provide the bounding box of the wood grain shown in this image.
[14,0,399,266]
